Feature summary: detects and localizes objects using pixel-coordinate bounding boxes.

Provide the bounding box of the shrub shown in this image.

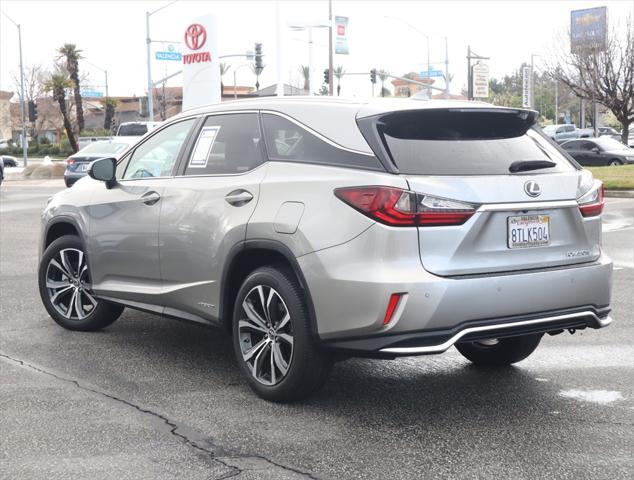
[49,146,60,155]
[39,146,50,156]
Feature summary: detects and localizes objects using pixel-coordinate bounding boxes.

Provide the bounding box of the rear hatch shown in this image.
[358,107,603,276]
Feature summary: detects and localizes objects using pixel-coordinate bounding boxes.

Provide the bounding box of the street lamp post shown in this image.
[2,11,28,166]
[146,0,179,120]
[289,20,330,96]
[384,16,433,98]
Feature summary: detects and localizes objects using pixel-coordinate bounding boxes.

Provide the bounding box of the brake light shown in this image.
[577,182,605,217]
[334,186,477,227]
[66,158,75,165]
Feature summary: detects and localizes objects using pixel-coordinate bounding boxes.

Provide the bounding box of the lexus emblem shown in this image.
[524,181,541,197]
[185,23,207,51]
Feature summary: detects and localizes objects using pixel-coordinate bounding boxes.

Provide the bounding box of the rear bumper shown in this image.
[298,224,613,352]
[64,171,86,186]
[324,306,611,356]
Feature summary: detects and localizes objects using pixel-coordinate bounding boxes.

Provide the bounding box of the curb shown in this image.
[605,190,634,198]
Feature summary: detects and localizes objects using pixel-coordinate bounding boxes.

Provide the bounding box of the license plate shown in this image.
[507,215,550,249]
[77,163,89,172]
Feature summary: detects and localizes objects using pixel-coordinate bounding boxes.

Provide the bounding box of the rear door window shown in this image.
[262,113,383,171]
[183,113,264,175]
[371,109,576,175]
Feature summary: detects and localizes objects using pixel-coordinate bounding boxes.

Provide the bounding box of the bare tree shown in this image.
[12,65,50,140]
[549,17,633,143]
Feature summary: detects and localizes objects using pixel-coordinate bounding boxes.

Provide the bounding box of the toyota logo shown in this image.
[185,23,207,50]
[524,181,541,197]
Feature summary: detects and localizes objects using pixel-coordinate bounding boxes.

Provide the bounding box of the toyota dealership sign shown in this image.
[182,15,220,110]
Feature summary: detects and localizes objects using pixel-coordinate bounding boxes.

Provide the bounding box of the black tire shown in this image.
[608,159,622,166]
[232,265,330,402]
[455,333,543,367]
[38,235,124,331]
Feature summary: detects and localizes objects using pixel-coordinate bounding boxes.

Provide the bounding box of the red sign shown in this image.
[185,23,207,50]
[183,51,212,64]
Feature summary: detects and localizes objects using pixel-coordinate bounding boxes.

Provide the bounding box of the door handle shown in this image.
[141,191,161,206]
[225,189,253,207]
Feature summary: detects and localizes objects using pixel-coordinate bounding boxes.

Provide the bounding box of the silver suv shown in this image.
[38,98,613,402]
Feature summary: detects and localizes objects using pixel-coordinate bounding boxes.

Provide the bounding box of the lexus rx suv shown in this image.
[38,97,613,402]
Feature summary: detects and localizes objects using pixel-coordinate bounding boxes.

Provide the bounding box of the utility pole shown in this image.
[146,11,153,120]
[145,1,179,120]
[3,12,28,166]
[328,0,334,95]
[444,37,450,98]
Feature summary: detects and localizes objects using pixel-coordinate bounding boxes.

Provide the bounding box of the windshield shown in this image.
[79,141,130,155]
[595,137,629,151]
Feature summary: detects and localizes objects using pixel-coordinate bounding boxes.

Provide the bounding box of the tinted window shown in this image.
[262,113,383,171]
[123,119,195,179]
[564,125,575,132]
[184,114,264,175]
[118,124,149,136]
[375,110,575,175]
[562,141,582,150]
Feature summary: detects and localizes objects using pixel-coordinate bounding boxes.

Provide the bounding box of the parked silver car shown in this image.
[38,98,613,402]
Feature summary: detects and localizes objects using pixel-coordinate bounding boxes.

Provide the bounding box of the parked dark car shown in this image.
[560,138,634,166]
[0,156,4,186]
[64,138,141,187]
[1,155,19,167]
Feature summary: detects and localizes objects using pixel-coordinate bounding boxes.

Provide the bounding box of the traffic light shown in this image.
[370,69,377,84]
[254,43,263,71]
[323,68,330,84]
[28,100,38,122]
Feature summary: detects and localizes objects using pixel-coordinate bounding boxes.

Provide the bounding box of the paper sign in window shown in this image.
[189,126,221,168]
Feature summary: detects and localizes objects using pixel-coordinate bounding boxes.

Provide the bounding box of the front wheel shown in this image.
[38,235,124,331]
[608,159,622,166]
[455,333,543,367]
[232,266,331,402]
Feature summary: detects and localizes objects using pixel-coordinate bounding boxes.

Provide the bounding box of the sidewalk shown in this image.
[2,178,65,187]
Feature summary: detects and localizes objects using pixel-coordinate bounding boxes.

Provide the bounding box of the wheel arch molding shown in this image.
[219,239,321,341]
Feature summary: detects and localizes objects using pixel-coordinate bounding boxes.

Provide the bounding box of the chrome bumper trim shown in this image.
[478,200,577,212]
[380,311,611,355]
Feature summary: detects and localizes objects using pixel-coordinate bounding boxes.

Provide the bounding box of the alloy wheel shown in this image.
[238,285,294,386]
[45,248,98,320]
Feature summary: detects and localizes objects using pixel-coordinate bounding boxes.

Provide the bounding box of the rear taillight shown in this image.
[66,158,75,165]
[334,186,477,227]
[577,182,605,217]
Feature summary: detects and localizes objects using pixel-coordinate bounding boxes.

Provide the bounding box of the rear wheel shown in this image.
[38,235,124,331]
[455,333,543,367]
[608,159,622,166]
[232,266,330,402]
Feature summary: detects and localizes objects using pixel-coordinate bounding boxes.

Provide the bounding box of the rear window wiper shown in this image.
[509,160,557,173]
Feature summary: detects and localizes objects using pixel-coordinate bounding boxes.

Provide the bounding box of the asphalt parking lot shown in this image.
[1,183,632,480]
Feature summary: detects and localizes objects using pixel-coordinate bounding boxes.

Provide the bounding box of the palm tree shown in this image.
[57,44,84,133]
[219,62,230,96]
[378,70,389,97]
[45,73,78,153]
[334,66,345,96]
[103,97,118,131]
[299,65,310,92]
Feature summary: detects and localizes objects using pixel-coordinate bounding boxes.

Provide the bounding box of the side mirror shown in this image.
[88,157,117,189]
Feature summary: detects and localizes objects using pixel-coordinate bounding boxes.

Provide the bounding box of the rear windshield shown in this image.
[373,109,576,175]
[118,124,148,136]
